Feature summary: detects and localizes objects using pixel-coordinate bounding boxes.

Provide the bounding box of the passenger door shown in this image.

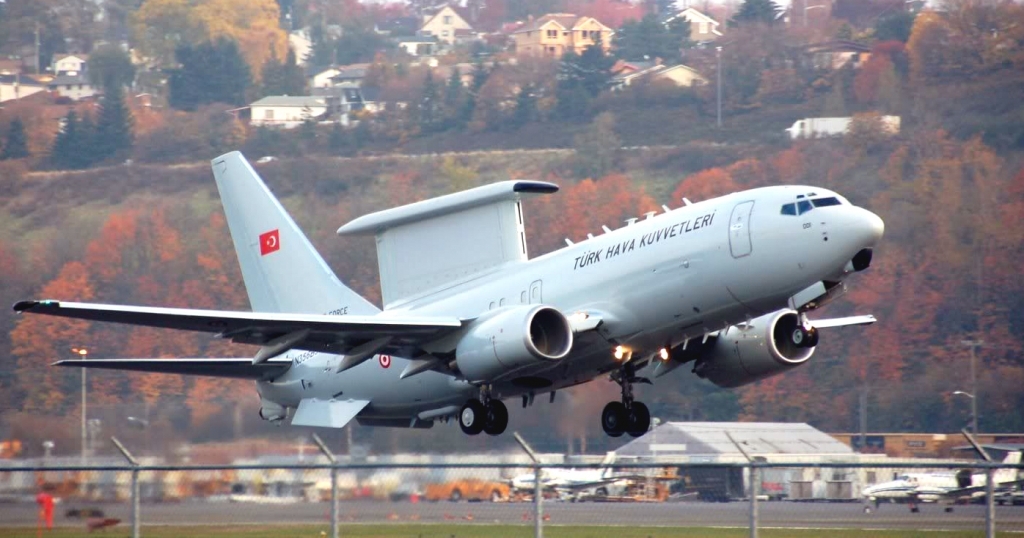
[728,201,754,258]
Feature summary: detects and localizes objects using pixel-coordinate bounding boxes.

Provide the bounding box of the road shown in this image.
[1,499,1021,531]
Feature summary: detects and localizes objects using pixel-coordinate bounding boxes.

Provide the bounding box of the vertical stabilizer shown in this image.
[211,152,380,315]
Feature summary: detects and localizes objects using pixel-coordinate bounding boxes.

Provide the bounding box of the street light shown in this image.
[953,390,978,437]
[73,347,88,463]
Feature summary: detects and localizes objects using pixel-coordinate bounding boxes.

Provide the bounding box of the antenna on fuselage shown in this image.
[564,238,574,246]
[662,205,671,213]
[682,198,693,206]
[601,225,612,233]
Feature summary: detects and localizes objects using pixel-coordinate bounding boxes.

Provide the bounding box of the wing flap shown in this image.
[53,358,291,380]
[291,398,370,428]
[15,300,463,353]
[809,315,876,329]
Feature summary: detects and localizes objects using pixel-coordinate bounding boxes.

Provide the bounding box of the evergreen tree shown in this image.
[555,44,613,120]
[443,68,463,128]
[730,0,782,27]
[0,119,29,160]
[328,122,348,153]
[94,83,134,161]
[88,44,135,92]
[261,47,306,97]
[418,71,441,133]
[510,84,537,128]
[615,14,693,62]
[169,39,253,111]
[50,110,94,169]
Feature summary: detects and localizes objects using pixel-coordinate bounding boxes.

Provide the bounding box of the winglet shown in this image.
[13,300,50,313]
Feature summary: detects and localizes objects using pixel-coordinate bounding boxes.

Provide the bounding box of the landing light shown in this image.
[613,346,628,360]
[659,348,669,361]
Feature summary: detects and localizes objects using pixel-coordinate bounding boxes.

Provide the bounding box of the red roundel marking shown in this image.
[379,354,391,369]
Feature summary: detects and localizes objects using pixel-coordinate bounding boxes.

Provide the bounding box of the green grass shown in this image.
[0,525,1013,538]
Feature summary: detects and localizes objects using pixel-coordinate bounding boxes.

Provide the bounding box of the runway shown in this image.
[2,499,1022,531]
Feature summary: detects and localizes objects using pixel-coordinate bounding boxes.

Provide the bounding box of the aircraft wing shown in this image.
[14,300,463,355]
[809,315,876,328]
[52,358,292,380]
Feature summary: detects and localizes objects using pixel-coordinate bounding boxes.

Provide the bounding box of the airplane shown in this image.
[861,450,1024,512]
[13,151,884,437]
[509,453,637,499]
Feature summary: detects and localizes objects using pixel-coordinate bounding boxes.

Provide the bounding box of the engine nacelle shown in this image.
[455,305,573,383]
[695,309,814,388]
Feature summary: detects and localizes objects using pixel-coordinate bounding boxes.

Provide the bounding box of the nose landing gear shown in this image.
[602,362,651,438]
[459,391,508,436]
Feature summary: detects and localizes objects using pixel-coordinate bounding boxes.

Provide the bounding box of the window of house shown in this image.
[264,109,274,120]
[442,30,449,37]
[563,31,569,36]
[547,46,556,54]
[547,29,557,38]
[443,15,451,24]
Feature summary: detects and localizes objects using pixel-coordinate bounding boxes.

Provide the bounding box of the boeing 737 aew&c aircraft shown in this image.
[14,152,884,437]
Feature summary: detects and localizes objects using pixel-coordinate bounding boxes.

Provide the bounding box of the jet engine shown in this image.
[455,305,573,383]
[693,309,815,388]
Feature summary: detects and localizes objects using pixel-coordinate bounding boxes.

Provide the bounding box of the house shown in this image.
[419,5,473,45]
[47,74,99,101]
[663,7,723,43]
[398,37,438,57]
[0,74,46,103]
[611,60,707,90]
[311,64,370,89]
[803,41,872,70]
[511,14,613,57]
[249,96,335,129]
[51,53,89,76]
[0,58,23,75]
[313,86,382,118]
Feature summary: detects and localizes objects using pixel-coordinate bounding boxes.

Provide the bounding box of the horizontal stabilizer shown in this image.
[53,358,291,380]
[810,315,876,329]
[291,398,370,428]
[15,300,462,355]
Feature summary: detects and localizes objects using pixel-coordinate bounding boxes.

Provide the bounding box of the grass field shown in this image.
[0,525,1013,538]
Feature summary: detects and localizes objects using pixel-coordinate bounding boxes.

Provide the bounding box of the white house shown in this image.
[250,96,332,129]
[47,74,99,101]
[419,5,472,45]
[0,74,45,103]
[611,61,707,90]
[664,7,723,43]
[311,63,370,89]
[52,53,89,76]
[399,38,438,57]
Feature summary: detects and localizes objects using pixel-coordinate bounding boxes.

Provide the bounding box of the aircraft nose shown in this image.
[854,207,885,246]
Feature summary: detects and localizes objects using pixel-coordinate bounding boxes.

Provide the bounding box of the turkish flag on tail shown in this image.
[259,229,280,256]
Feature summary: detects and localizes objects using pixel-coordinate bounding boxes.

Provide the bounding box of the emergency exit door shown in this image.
[729,201,754,258]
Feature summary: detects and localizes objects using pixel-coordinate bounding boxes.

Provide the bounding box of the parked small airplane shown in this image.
[862,450,1024,512]
[14,152,884,437]
[510,453,635,498]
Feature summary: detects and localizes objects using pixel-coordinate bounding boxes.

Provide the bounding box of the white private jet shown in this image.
[14,152,884,437]
[510,453,637,499]
[862,451,1024,512]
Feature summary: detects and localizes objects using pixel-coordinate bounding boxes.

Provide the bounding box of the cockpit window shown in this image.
[780,203,796,216]
[812,196,842,207]
[797,200,813,215]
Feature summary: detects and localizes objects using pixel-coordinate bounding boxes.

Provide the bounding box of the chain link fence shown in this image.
[2,457,1022,537]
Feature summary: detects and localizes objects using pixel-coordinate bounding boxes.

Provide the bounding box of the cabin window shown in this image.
[499,298,506,307]
[780,203,796,216]
[797,200,813,215]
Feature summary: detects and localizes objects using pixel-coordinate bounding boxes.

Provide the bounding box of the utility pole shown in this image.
[35,22,41,75]
[75,348,89,463]
[716,46,723,129]
[961,340,983,436]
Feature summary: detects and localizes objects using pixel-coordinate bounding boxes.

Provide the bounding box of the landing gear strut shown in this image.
[602,361,651,438]
[459,390,508,436]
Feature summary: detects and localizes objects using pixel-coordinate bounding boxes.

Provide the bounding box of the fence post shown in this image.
[111,437,139,538]
[748,463,759,538]
[985,465,995,538]
[513,432,542,538]
[311,433,338,538]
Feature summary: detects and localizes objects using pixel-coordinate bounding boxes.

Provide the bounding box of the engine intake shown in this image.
[455,305,573,383]
[696,309,815,388]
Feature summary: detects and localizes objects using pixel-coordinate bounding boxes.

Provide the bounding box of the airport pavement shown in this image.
[1,499,1022,531]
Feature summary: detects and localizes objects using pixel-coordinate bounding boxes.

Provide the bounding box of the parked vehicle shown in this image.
[423,479,509,502]
[787,115,900,139]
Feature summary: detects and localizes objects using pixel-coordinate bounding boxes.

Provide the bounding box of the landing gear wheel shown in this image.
[483,399,508,436]
[602,401,627,437]
[459,400,485,435]
[626,401,651,437]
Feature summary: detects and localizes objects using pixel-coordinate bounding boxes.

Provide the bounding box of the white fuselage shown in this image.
[258,185,884,421]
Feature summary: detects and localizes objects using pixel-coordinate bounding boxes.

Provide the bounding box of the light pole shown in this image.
[716,46,722,129]
[74,347,88,463]
[960,339,983,436]
[953,391,978,437]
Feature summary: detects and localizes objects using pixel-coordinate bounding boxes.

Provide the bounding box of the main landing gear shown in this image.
[789,318,819,348]
[459,392,508,436]
[602,362,651,438]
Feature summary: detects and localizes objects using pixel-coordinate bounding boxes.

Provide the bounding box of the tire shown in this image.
[490,490,502,503]
[483,399,509,436]
[459,400,485,435]
[627,401,651,437]
[602,401,627,437]
[450,489,463,502]
[806,327,819,347]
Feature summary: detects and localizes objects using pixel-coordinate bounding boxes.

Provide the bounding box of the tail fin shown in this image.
[996,451,1023,483]
[211,152,380,315]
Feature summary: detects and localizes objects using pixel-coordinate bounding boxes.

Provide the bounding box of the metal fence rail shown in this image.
[2,459,1022,537]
